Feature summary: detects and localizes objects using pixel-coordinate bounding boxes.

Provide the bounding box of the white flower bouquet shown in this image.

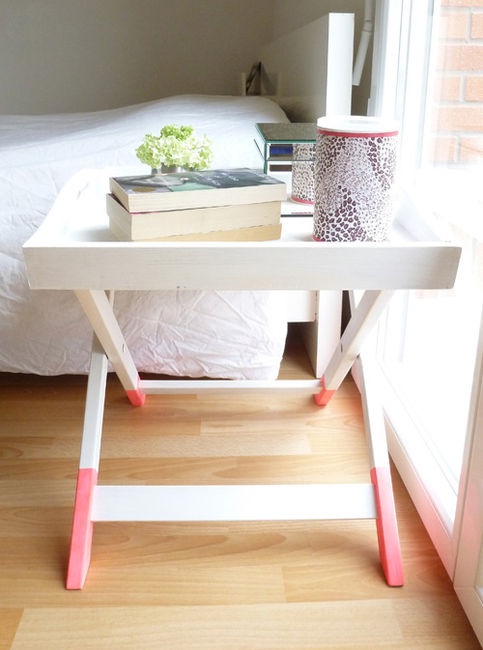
[135,124,212,172]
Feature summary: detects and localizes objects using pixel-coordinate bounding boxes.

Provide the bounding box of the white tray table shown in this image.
[23,169,461,589]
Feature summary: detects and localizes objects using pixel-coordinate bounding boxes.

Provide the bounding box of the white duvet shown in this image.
[0,95,289,378]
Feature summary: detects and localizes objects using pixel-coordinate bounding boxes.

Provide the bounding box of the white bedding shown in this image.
[0,94,290,379]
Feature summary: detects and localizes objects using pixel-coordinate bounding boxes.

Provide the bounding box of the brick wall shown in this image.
[430,0,483,164]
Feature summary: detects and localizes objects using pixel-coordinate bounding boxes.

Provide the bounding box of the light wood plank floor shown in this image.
[0,329,480,649]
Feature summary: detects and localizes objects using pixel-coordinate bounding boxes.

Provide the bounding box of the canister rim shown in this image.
[317,115,399,136]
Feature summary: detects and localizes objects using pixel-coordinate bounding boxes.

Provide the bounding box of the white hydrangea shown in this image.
[136,125,212,171]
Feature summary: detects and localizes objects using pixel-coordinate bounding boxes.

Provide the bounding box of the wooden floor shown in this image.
[0,329,480,649]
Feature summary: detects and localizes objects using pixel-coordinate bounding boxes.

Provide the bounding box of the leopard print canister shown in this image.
[313,117,398,242]
[291,143,315,204]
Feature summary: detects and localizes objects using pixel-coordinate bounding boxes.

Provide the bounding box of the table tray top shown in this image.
[23,168,461,292]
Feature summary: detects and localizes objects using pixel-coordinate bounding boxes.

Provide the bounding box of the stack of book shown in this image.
[107,168,287,241]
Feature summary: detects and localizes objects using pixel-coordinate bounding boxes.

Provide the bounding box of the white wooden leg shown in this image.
[314,290,394,405]
[67,289,403,589]
[357,350,404,586]
[74,290,145,405]
[66,336,108,589]
[79,336,108,469]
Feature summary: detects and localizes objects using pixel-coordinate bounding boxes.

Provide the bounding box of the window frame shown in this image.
[369,0,481,573]
[369,3,483,639]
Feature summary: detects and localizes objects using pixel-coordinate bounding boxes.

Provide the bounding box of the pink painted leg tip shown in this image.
[313,376,336,407]
[66,468,97,589]
[126,387,146,407]
[371,466,404,587]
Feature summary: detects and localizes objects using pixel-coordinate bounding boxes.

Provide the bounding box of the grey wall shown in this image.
[0,0,370,115]
[271,0,365,37]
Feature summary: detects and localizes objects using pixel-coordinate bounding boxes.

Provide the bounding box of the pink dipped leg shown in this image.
[66,336,107,589]
[313,290,403,584]
[371,466,404,586]
[66,468,98,589]
[356,333,404,586]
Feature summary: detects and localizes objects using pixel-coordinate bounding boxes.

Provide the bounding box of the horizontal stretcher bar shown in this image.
[92,483,377,522]
[139,378,322,394]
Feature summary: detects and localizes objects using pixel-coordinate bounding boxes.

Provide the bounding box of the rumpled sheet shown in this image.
[0,95,289,378]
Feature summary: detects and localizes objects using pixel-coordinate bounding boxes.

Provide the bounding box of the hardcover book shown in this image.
[109,168,287,213]
[106,193,281,241]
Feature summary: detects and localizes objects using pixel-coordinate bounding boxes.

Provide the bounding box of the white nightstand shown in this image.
[23,168,461,589]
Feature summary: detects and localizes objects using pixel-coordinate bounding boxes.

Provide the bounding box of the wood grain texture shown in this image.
[0,329,479,648]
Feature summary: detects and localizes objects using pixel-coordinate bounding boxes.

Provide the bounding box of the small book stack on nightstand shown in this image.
[106,167,287,242]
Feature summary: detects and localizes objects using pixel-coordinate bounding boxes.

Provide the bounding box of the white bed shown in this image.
[1,13,354,380]
[1,95,293,379]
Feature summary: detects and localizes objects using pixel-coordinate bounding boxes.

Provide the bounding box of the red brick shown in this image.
[471,12,483,38]
[460,135,483,161]
[441,0,483,6]
[465,76,483,101]
[439,12,469,39]
[429,135,458,163]
[436,105,483,130]
[438,44,483,71]
[433,74,462,101]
